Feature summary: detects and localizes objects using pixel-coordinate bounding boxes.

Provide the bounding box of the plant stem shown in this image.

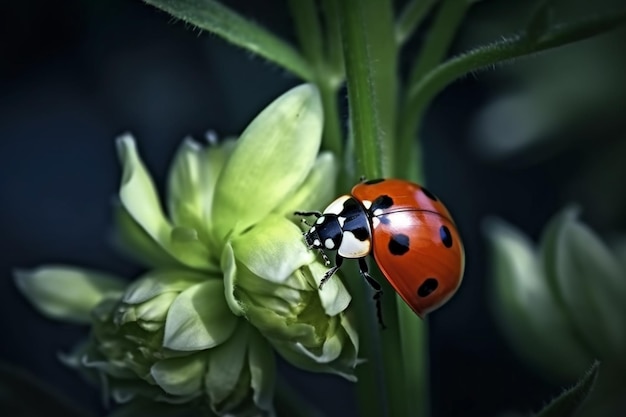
[397,0,470,179]
[337,0,385,179]
[288,0,343,159]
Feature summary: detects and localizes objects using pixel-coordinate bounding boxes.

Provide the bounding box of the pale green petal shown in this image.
[212,84,323,241]
[151,352,207,396]
[271,337,356,382]
[169,226,217,271]
[116,134,173,255]
[167,138,235,232]
[112,202,181,269]
[221,243,245,316]
[485,218,593,380]
[274,152,338,217]
[307,262,351,317]
[205,322,249,405]
[116,134,214,270]
[123,270,207,305]
[248,329,276,412]
[542,209,626,361]
[231,215,314,283]
[15,265,125,323]
[163,280,238,351]
[121,292,177,326]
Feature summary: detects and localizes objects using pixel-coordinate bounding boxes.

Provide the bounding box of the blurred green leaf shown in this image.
[142,0,313,81]
[485,218,593,380]
[0,362,94,417]
[541,207,626,362]
[535,361,600,417]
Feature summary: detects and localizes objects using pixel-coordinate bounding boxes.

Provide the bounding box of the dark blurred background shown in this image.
[1,1,625,416]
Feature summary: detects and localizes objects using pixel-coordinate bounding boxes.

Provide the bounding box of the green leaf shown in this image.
[163,280,238,351]
[142,0,313,81]
[484,218,593,380]
[231,215,314,283]
[535,361,600,417]
[211,84,323,241]
[15,265,125,323]
[122,269,206,305]
[151,352,207,396]
[0,361,95,417]
[542,208,626,361]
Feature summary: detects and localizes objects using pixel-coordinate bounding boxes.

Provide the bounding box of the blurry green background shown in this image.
[0,0,624,416]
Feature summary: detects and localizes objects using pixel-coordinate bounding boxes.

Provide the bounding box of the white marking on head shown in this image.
[337,216,346,227]
[323,195,351,215]
[310,226,316,233]
[324,238,335,250]
[362,200,372,209]
[338,231,371,258]
[373,208,383,216]
[313,239,321,247]
[372,217,380,228]
[316,216,325,225]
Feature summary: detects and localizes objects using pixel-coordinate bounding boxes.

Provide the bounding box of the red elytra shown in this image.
[351,179,465,317]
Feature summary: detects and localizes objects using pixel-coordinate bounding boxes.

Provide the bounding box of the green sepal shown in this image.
[14,265,125,324]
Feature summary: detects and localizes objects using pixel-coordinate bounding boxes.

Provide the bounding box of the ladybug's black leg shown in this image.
[294,211,323,227]
[358,258,386,329]
[294,210,323,218]
[319,254,343,290]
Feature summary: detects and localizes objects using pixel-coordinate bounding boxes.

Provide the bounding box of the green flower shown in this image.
[15,84,357,416]
[484,207,626,381]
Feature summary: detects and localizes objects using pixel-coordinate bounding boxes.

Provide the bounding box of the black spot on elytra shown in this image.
[371,195,394,211]
[388,233,410,256]
[351,226,370,241]
[421,186,438,202]
[440,225,453,248]
[364,178,385,185]
[418,278,438,297]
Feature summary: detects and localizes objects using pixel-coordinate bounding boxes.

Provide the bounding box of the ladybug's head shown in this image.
[303,214,343,253]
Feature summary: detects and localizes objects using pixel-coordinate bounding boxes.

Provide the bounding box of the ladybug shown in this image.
[295,178,464,322]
